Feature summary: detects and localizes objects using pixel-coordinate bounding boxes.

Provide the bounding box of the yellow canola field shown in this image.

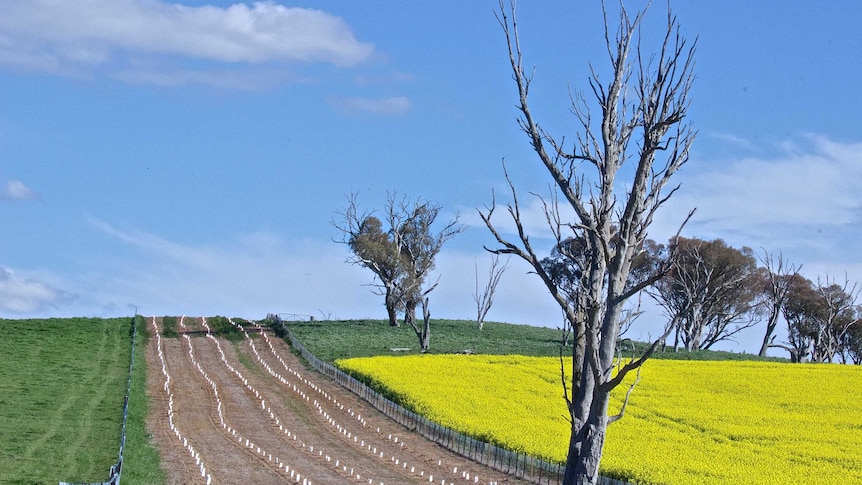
[336,355,862,484]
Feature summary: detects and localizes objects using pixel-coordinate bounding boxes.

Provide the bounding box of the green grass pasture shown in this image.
[0,317,159,484]
[281,318,784,362]
[283,319,569,361]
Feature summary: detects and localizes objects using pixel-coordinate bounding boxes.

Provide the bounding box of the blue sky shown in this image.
[1,1,860,354]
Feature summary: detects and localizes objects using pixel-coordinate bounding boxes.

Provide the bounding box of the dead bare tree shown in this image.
[474,254,510,329]
[481,2,696,483]
[758,250,800,356]
[396,198,464,349]
[812,275,860,363]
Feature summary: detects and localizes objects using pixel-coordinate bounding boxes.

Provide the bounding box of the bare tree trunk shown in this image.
[420,297,431,350]
[406,297,432,350]
[758,317,777,356]
[566,405,609,485]
[403,298,416,329]
[386,304,399,327]
[385,286,400,327]
[487,3,696,483]
[563,367,611,484]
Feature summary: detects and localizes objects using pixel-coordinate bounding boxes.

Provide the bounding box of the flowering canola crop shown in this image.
[336,355,862,484]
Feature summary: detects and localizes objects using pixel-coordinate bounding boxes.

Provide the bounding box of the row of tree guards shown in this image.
[336,2,859,484]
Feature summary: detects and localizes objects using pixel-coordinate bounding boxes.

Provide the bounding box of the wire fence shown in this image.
[275,317,632,485]
[59,315,139,485]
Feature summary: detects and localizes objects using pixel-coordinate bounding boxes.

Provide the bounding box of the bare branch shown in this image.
[474,254,510,329]
[604,321,674,392]
[607,365,641,425]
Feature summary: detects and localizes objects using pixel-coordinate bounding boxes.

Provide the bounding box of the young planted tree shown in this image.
[481,2,696,483]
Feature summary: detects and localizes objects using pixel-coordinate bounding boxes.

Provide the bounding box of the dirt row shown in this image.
[145,317,530,485]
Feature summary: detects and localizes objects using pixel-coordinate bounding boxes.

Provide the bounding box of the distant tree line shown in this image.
[334,191,862,364]
[542,235,862,364]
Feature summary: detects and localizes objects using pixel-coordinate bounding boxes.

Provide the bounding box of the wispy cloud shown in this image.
[87,219,375,319]
[0,179,39,200]
[329,96,411,116]
[464,135,862,305]
[112,65,306,91]
[0,0,373,83]
[354,71,415,85]
[658,134,862,240]
[86,218,562,328]
[0,267,72,313]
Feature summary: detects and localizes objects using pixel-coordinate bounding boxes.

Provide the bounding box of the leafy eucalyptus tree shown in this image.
[480,2,696,483]
[334,193,405,327]
[334,192,462,349]
[775,275,821,363]
[809,276,860,363]
[648,237,763,351]
[774,274,860,363]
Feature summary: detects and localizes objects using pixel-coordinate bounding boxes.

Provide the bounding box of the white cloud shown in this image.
[470,135,862,254]
[654,134,862,244]
[0,179,38,200]
[0,267,71,313]
[707,131,758,151]
[0,0,373,79]
[330,96,411,116]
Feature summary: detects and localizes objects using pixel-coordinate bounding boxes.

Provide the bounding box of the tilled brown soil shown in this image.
[145,317,530,485]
